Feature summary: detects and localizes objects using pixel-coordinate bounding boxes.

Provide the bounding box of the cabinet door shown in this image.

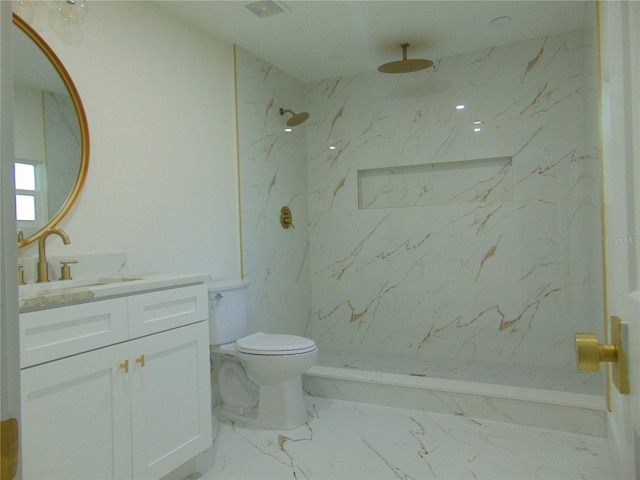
[21,343,132,480]
[129,321,212,480]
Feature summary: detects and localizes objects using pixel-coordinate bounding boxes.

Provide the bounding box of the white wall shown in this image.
[17,1,241,281]
[14,84,45,162]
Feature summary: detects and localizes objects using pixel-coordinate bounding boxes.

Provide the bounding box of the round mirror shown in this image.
[13,13,89,248]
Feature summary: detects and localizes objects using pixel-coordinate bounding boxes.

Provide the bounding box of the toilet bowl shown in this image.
[216,356,258,416]
[209,282,317,430]
[214,333,317,429]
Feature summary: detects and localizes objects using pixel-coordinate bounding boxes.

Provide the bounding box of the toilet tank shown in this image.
[207,280,249,345]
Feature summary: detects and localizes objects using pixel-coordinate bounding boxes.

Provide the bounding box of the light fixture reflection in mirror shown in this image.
[12,1,89,46]
[13,13,89,248]
[50,0,89,46]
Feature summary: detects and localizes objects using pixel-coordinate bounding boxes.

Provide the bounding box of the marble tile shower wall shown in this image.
[43,91,80,216]
[235,47,311,336]
[306,29,603,369]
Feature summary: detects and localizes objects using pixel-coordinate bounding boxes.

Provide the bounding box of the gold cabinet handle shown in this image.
[18,265,25,286]
[136,354,145,368]
[119,359,129,373]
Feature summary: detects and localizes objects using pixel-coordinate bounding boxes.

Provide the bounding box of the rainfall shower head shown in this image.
[279,108,310,126]
[377,43,433,74]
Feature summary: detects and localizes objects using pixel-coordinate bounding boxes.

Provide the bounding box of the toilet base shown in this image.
[219,376,308,430]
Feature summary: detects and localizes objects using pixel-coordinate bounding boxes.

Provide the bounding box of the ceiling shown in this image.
[156,0,589,83]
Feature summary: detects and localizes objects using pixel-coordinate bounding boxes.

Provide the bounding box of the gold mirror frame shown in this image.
[13,13,89,248]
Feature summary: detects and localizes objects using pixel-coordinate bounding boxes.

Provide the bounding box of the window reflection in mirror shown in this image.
[13,14,89,247]
[15,160,45,225]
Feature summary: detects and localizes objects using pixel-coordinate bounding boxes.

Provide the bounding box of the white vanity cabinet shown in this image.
[19,284,212,480]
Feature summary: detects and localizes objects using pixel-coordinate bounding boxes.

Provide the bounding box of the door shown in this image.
[130,321,212,480]
[20,343,132,480]
[599,1,640,477]
[1,2,21,477]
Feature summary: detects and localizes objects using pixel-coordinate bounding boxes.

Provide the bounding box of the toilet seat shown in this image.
[237,332,317,356]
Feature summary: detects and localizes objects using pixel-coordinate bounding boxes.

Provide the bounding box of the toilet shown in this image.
[208,281,317,430]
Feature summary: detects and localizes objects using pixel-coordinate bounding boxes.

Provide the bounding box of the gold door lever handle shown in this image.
[574,316,629,394]
[119,359,129,373]
[136,354,145,368]
[574,333,617,370]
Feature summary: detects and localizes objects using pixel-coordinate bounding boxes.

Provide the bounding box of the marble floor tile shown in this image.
[196,397,614,480]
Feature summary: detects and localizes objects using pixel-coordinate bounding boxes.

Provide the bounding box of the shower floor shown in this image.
[313,349,604,396]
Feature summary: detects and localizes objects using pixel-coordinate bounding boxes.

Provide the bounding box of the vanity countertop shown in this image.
[19,273,210,312]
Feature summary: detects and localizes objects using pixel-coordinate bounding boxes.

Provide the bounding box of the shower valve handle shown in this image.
[280,206,294,229]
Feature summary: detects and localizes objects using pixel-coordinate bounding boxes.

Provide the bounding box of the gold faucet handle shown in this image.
[18,265,26,286]
[60,260,78,280]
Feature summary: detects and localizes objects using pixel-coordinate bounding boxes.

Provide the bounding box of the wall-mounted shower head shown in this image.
[280,107,310,126]
[378,43,433,74]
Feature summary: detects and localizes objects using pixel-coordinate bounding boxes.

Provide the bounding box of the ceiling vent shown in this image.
[244,0,288,18]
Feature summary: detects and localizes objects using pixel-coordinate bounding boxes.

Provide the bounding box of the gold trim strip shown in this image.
[233,44,244,279]
[594,0,611,410]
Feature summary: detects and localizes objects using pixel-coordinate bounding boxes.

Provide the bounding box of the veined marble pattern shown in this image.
[235,22,601,375]
[43,91,80,216]
[358,156,514,209]
[305,29,603,369]
[196,397,614,480]
[235,47,311,336]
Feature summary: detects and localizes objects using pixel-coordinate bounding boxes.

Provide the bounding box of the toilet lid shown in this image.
[237,332,317,355]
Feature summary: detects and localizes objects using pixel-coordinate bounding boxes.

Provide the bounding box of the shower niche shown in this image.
[357,156,513,209]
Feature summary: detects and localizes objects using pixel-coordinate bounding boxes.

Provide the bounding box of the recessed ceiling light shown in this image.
[285,128,292,132]
[490,16,512,26]
[456,104,465,110]
[329,145,336,150]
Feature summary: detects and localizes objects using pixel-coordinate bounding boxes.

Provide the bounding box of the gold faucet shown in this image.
[37,228,70,283]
